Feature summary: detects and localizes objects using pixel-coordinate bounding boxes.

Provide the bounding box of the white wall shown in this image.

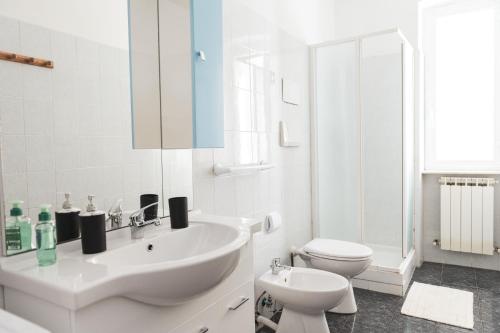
[0,0,129,49]
[236,0,335,44]
[334,0,418,46]
[192,0,333,277]
[0,0,334,52]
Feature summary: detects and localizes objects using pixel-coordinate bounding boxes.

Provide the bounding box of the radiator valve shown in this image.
[432,239,440,247]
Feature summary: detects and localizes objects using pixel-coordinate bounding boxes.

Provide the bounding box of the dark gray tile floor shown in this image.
[258,262,500,332]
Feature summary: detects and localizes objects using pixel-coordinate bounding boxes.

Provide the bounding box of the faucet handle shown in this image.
[108,198,123,216]
[129,201,159,226]
[271,258,281,268]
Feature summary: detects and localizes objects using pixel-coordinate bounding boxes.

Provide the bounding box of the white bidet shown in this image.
[258,267,348,333]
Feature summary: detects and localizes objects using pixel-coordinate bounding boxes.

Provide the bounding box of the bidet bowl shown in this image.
[258,267,349,314]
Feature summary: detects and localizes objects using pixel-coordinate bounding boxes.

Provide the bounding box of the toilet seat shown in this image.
[303,239,373,261]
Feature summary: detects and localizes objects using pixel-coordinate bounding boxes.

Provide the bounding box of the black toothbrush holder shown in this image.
[140,194,159,221]
[168,197,188,229]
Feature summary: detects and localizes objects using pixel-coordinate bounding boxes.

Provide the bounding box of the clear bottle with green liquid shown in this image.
[5,200,32,254]
[35,204,57,266]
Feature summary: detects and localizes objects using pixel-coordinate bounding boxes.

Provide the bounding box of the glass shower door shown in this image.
[360,32,404,262]
[314,41,361,242]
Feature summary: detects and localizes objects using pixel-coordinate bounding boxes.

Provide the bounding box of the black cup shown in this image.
[140,194,159,221]
[80,212,106,254]
[168,197,188,229]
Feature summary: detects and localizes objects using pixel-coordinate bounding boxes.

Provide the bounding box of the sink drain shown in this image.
[147,244,154,252]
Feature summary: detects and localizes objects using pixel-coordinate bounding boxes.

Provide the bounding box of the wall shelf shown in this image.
[213,162,274,176]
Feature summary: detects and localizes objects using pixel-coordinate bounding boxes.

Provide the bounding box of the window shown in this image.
[422,0,500,171]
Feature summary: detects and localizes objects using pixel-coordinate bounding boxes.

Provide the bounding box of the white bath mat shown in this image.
[401,282,474,329]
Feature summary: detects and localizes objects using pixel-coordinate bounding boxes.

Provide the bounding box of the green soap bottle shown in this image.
[6,200,32,253]
[35,204,57,266]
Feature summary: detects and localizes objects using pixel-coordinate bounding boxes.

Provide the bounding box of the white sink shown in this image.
[0,213,251,309]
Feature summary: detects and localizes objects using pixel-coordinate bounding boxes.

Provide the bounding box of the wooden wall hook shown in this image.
[0,50,54,69]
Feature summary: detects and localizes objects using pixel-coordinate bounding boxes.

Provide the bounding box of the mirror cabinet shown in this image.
[129,0,224,149]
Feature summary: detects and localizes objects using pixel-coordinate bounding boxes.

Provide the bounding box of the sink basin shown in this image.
[88,222,246,305]
[0,214,251,309]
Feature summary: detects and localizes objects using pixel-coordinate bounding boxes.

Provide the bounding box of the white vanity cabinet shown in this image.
[170,281,254,333]
[0,216,257,333]
[2,246,255,333]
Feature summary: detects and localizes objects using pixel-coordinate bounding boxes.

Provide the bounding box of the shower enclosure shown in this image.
[310,29,415,286]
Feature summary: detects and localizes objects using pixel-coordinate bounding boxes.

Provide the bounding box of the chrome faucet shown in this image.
[270,258,291,275]
[128,202,161,239]
[107,199,123,229]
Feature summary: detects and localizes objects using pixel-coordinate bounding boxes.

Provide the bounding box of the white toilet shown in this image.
[258,267,348,333]
[295,238,373,314]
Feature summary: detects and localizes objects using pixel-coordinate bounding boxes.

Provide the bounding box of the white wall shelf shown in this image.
[213,162,274,176]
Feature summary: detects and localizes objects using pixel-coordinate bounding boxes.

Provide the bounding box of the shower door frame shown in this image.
[310,28,415,259]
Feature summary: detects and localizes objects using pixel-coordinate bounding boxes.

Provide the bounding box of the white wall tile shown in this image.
[192,2,311,277]
[193,178,215,213]
[53,136,80,171]
[19,22,51,59]
[0,97,24,135]
[23,100,53,135]
[235,175,255,217]
[214,131,234,166]
[50,32,76,74]
[3,173,28,206]
[27,171,56,210]
[233,131,253,165]
[0,15,20,53]
[0,62,23,99]
[76,38,99,65]
[25,135,54,172]
[214,176,237,216]
[52,99,78,137]
[193,149,214,181]
[55,170,83,202]
[52,71,77,105]
[1,135,27,174]
[233,88,252,132]
[22,66,52,103]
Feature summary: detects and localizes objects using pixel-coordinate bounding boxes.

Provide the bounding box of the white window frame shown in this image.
[422,0,500,172]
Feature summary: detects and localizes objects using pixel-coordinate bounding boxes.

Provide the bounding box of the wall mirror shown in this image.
[0,0,193,256]
[129,0,224,149]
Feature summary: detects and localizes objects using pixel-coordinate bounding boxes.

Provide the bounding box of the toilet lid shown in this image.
[303,239,373,260]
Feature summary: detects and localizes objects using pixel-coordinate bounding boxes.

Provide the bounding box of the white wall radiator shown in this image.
[440,177,497,255]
